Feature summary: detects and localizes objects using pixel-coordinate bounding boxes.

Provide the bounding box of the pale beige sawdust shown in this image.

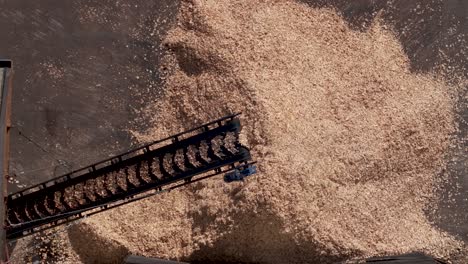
[68,0,466,263]
[67,223,130,264]
[78,190,194,262]
[9,231,81,264]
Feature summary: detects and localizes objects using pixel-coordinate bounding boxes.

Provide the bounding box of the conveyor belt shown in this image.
[5,113,252,239]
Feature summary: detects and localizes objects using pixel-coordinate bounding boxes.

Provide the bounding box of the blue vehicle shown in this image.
[224,164,257,183]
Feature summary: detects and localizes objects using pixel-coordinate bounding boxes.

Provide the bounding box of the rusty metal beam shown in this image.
[0,60,13,263]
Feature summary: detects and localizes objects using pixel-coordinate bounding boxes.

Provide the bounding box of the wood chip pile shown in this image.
[12,0,467,263]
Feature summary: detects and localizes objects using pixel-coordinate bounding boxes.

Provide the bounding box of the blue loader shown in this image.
[224,164,257,183]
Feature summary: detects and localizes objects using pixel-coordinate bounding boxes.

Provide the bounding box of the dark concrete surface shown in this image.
[0,0,179,193]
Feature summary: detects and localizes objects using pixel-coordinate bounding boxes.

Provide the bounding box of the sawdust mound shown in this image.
[68,223,130,264]
[78,0,465,263]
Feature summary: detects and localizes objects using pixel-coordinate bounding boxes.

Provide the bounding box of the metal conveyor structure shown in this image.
[5,113,254,240]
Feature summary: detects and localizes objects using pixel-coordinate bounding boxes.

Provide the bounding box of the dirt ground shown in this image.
[0,0,466,263]
[0,0,179,192]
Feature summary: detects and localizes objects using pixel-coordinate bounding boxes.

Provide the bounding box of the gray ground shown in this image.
[0,0,466,262]
[0,0,179,191]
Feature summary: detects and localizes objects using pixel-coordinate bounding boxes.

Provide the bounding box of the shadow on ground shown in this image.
[184,193,357,264]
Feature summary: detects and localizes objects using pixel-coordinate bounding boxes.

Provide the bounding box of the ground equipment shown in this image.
[5,113,255,240]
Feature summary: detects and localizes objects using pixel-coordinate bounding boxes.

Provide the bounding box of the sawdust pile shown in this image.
[76,0,466,263]
[9,231,81,264]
